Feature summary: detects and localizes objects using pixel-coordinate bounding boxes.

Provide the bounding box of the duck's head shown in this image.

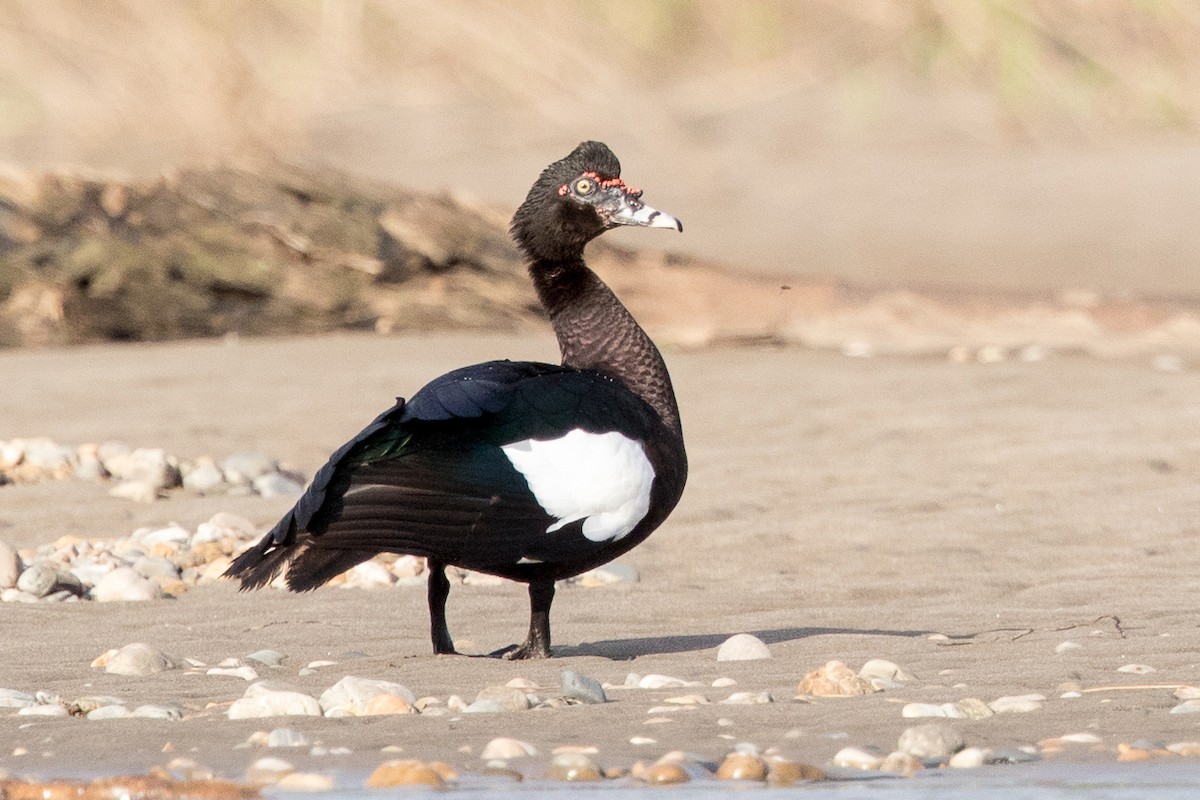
[512,141,682,262]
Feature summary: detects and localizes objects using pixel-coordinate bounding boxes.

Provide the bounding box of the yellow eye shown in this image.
[574,178,594,195]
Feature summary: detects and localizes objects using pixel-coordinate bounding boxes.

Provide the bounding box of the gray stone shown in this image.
[130,704,184,720]
[472,685,531,712]
[253,472,304,497]
[16,563,58,597]
[221,451,277,483]
[182,458,226,492]
[133,555,180,580]
[104,642,177,676]
[245,649,286,667]
[18,704,70,717]
[561,670,607,704]
[0,688,37,708]
[897,724,964,759]
[1170,700,1200,714]
[0,541,21,589]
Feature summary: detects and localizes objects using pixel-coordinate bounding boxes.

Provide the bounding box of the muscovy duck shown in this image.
[225,141,687,659]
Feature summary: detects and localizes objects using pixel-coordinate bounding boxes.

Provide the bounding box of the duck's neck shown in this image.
[530,258,682,437]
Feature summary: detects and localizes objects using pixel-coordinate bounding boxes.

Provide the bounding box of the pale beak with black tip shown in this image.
[599,188,683,232]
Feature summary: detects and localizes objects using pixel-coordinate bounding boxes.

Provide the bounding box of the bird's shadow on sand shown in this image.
[557,626,945,660]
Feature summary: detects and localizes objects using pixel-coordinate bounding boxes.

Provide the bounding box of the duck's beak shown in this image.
[602,189,683,232]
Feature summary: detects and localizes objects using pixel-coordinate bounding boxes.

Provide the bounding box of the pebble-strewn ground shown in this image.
[3,333,1200,792]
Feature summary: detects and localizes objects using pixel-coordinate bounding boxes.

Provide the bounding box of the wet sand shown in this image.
[2,332,1200,778]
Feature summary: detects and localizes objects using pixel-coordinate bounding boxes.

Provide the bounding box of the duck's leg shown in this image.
[500,579,555,660]
[427,559,458,655]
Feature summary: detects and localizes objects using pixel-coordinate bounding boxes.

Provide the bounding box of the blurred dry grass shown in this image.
[3,2,1199,297]
[2,0,1198,169]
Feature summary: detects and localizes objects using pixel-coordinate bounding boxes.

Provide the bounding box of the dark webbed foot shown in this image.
[493,579,555,659]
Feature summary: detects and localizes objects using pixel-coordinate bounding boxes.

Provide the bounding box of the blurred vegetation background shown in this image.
[2,0,1199,297]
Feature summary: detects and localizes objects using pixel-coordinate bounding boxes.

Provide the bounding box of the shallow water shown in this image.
[262,762,1200,799]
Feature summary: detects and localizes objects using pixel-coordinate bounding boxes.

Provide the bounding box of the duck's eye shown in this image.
[574,178,594,195]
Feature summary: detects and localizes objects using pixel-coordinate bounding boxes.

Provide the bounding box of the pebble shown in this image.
[0,541,21,589]
[245,649,285,667]
[1055,640,1082,654]
[207,666,259,681]
[832,746,883,770]
[342,560,395,589]
[18,704,69,717]
[228,683,322,719]
[221,451,277,483]
[715,752,768,781]
[1167,742,1200,756]
[858,658,915,682]
[948,747,990,768]
[897,724,964,759]
[102,643,177,676]
[274,773,335,792]
[720,691,772,705]
[641,762,690,785]
[546,752,602,782]
[901,702,964,719]
[634,674,692,689]
[130,704,184,720]
[716,633,771,661]
[16,563,59,597]
[182,458,225,493]
[796,660,877,697]
[481,737,538,760]
[253,472,304,497]
[988,694,1045,714]
[880,751,923,776]
[267,728,312,748]
[561,670,606,704]
[109,479,160,503]
[245,756,295,785]
[93,567,163,602]
[470,686,531,713]
[1117,663,1156,674]
[373,760,450,788]
[70,695,125,714]
[954,698,995,719]
[87,705,131,720]
[712,677,737,687]
[318,675,416,717]
[1175,686,1200,700]
[1169,700,1200,714]
[768,759,826,786]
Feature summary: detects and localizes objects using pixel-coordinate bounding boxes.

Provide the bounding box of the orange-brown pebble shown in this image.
[1117,743,1171,762]
[767,760,826,786]
[0,776,260,800]
[365,760,445,788]
[796,660,877,697]
[715,753,768,782]
[642,763,690,785]
[429,762,459,782]
[364,694,413,716]
[546,753,602,782]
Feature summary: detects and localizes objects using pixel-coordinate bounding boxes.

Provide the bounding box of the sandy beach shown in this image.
[2,331,1200,783]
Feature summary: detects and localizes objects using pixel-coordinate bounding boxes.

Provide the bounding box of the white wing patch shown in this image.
[501,429,654,542]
